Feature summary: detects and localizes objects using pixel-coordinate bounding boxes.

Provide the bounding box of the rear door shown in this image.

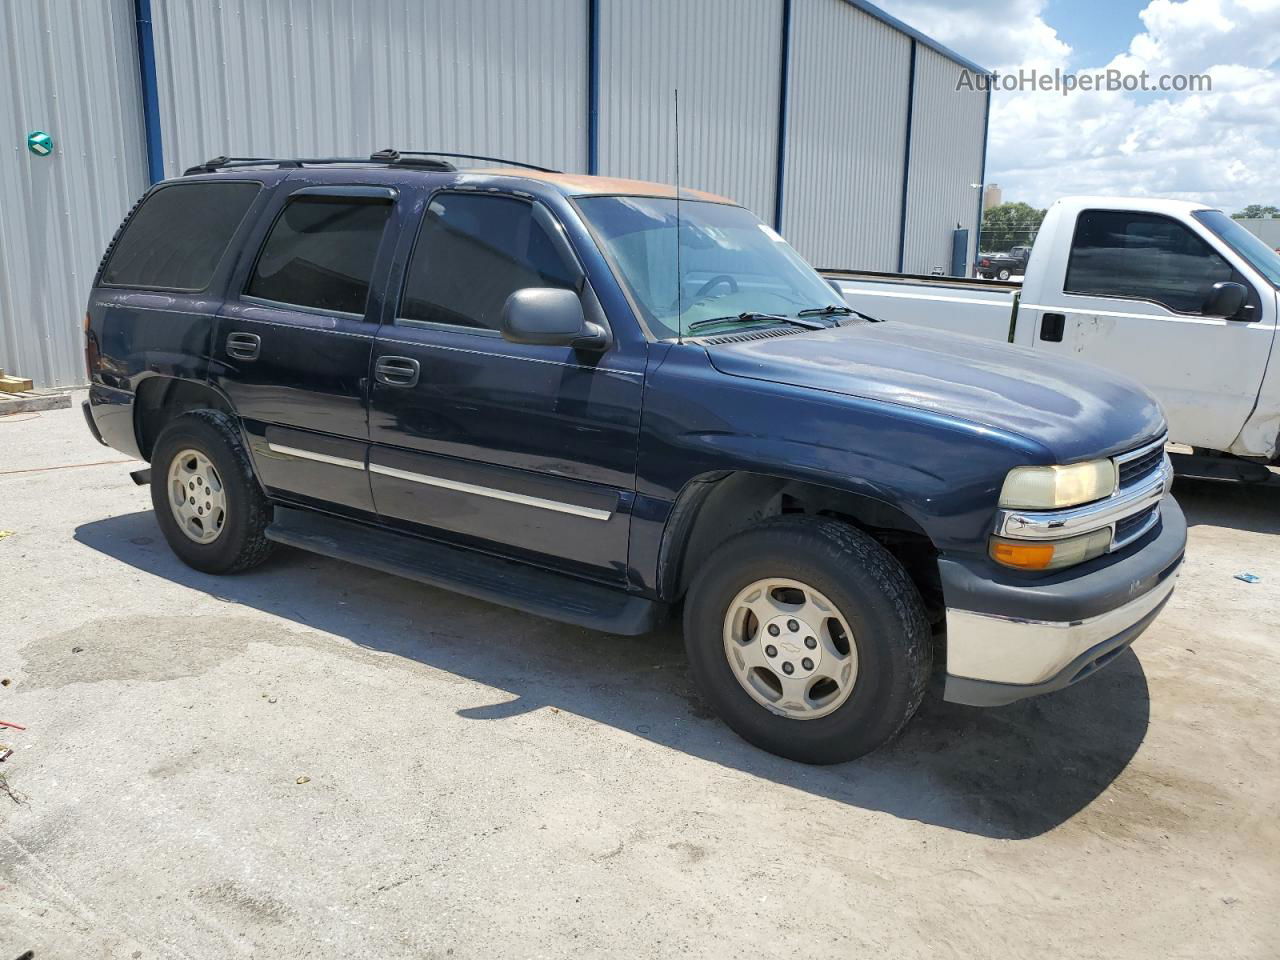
[1027,208,1276,450]
[367,190,643,583]
[213,184,400,515]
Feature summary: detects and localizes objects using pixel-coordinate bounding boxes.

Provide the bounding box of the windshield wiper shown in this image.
[797,304,883,323]
[797,304,853,317]
[686,311,828,333]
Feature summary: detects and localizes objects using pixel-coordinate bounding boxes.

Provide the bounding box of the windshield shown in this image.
[575,196,843,338]
[1193,209,1280,288]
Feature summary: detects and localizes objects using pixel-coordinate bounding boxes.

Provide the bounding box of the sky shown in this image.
[875,0,1280,212]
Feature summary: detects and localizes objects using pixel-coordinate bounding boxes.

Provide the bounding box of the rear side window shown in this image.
[399,193,578,330]
[247,195,393,315]
[1065,210,1235,314]
[101,181,261,291]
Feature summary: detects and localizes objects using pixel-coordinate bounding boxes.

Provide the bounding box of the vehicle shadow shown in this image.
[1174,476,1279,536]
[74,511,1152,841]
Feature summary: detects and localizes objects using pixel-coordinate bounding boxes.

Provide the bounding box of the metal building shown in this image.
[2,0,989,388]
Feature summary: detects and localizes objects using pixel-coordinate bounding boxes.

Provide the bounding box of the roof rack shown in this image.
[370,149,560,173]
[183,149,559,177]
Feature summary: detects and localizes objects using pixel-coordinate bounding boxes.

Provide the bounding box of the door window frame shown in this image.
[392,188,605,340]
[1062,208,1257,317]
[239,184,399,320]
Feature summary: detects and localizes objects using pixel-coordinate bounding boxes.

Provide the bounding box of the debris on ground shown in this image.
[0,530,14,541]
[0,721,26,731]
[0,743,11,762]
[71,646,84,653]
[1,677,11,686]
[296,776,310,784]
[1234,573,1261,584]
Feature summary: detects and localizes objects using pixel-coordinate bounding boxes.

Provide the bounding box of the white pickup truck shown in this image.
[825,196,1280,465]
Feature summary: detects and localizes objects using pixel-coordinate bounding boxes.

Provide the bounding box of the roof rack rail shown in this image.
[371,148,560,173]
[180,156,414,176]
[182,149,557,177]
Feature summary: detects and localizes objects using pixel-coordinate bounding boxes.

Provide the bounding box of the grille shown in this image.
[1117,444,1164,489]
[1114,505,1159,546]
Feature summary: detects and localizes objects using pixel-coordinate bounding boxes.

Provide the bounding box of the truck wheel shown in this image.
[997,268,1011,280]
[683,516,931,764]
[150,410,274,574]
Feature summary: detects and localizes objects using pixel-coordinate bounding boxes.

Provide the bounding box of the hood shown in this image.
[704,323,1165,462]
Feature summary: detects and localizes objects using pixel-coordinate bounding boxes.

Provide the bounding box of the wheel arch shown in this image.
[133,375,237,462]
[656,471,943,622]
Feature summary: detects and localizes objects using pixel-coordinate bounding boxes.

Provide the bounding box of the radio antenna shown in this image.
[674,88,684,345]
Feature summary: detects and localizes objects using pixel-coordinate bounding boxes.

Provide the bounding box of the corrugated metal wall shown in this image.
[0,0,148,388]
[781,0,911,270]
[901,45,987,274]
[596,0,784,221]
[150,0,590,176]
[1,0,987,387]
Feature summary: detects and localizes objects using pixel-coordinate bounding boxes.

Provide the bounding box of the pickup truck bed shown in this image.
[822,269,1020,342]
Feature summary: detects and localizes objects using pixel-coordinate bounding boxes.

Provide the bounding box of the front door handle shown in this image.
[226,331,261,360]
[1040,313,1066,342]
[375,355,420,388]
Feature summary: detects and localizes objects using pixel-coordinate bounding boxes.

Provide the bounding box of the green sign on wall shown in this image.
[27,131,54,157]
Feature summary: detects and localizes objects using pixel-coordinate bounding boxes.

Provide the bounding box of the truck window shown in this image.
[399,194,578,331]
[246,195,393,315]
[1065,210,1234,314]
[101,181,261,291]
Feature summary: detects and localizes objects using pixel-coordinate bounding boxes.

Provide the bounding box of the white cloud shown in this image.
[877,0,1280,212]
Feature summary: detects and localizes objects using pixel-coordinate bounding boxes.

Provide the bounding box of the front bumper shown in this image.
[941,496,1186,707]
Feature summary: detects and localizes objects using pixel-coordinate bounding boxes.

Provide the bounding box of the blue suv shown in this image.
[83,151,1185,763]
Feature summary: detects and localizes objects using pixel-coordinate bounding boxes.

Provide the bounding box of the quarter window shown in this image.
[247,195,393,314]
[400,194,578,330]
[101,181,261,291]
[1065,210,1235,314]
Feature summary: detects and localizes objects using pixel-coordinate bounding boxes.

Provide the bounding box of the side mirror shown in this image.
[500,288,610,350]
[1202,280,1248,319]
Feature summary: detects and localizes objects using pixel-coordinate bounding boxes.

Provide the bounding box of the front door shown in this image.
[213,184,401,515]
[367,190,643,583]
[1027,208,1276,451]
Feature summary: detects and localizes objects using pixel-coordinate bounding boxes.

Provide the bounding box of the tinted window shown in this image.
[1065,210,1235,313]
[102,181,260,290]
[247,196,393,314]
[400,194,578,330]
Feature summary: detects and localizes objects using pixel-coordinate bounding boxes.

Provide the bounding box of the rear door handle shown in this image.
[375,355,420,388]
[1040,313,1066,342]
[226,332,261,360]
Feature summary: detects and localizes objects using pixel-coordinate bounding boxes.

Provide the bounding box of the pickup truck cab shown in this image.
[828,196,1280,463]
[84,157,1185,763]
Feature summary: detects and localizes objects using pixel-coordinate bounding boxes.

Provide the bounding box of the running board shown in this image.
[265,506,665,636]
[1170,452,1277,485]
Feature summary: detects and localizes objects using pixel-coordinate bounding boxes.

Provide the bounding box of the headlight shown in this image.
[990,528,1113,571]
[999,460,1117,510]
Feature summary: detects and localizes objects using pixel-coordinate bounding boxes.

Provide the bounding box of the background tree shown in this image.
[1232,204,1280,219]
[980,202,1047,252]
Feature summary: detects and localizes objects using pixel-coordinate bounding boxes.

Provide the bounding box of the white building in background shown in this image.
[1235,218,1280,250]
[3,0,989,388]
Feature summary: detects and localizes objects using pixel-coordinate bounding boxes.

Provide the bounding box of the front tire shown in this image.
[683,517,931,764]
[150,410,274,574]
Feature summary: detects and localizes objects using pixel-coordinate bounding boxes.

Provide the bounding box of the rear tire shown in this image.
[150,410,274,574]
[997,268,1011,281]
[683,516,931,764]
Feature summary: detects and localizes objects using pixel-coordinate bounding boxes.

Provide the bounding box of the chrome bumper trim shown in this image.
[944,561,1181,686]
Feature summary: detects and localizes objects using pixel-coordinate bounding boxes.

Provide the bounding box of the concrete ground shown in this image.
[1,395,1277,960]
